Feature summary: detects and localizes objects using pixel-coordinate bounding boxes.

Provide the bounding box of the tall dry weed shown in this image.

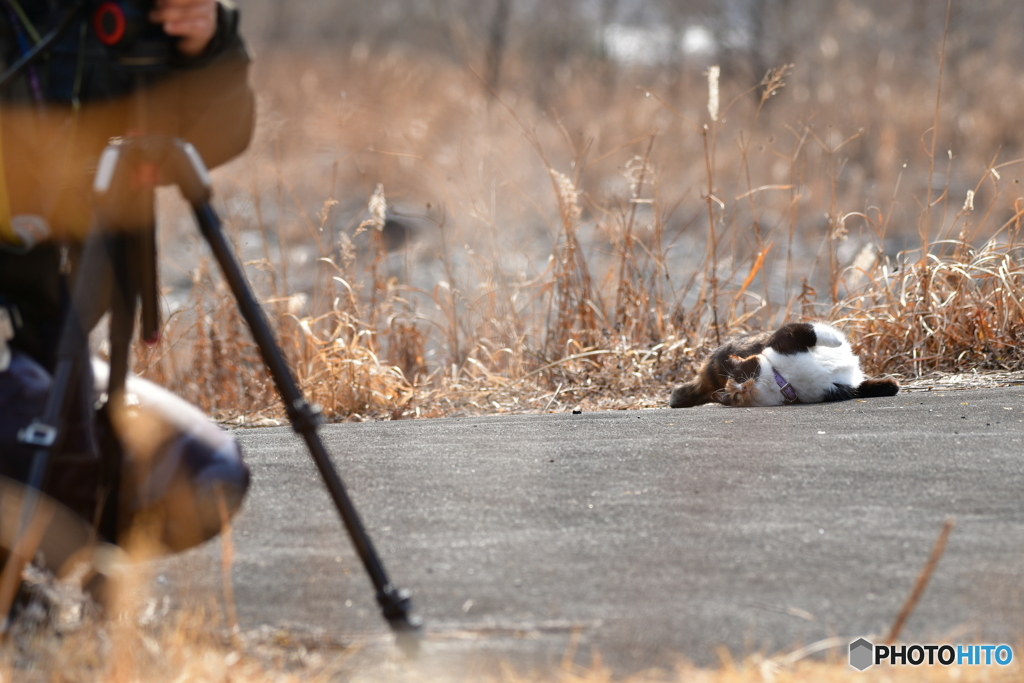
[132,40,1024,420]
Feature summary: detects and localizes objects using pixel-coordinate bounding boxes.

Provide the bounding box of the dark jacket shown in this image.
[0,0,255,368]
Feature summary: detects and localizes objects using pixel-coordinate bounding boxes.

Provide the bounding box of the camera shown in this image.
[14,0,176,100]
[90,0,171,69]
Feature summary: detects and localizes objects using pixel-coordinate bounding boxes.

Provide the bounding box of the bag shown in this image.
[0,346,106,527]
[0,349,52,482]
[1,351,249,553]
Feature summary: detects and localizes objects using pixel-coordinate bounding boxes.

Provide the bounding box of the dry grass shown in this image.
[0,608,347,682]
[126,40,1024,423]
[836,238,1024,376]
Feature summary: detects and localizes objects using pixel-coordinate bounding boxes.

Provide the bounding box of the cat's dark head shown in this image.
[724,354,762,381]
[716,354,764,406]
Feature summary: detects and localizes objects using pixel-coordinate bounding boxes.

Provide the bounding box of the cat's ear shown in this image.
[727,354,761,379]
[740,355,761,378]
[811,323,843,348]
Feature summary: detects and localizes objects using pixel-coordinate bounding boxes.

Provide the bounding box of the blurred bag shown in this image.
[0,347,103,524]
[0,349,52,481]
[0,349,250,554]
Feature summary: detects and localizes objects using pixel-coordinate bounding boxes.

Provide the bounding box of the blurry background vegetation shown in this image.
[140,1,1024,420]
[235,0,1024,215]
[240,0,1023,107]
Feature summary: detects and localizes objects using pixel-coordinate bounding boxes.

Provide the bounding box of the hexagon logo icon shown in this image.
[849,638,874,671]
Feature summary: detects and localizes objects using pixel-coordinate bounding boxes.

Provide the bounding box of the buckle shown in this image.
[772,368,799,403]
[0,307,11,371]
[18,422,58,447]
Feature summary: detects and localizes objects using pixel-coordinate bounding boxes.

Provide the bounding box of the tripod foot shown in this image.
[377,584,423,656]
[395,628,422,658]
[378,584,423,630]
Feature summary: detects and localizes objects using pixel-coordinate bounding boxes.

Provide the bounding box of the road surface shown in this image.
[154,386,1024,677]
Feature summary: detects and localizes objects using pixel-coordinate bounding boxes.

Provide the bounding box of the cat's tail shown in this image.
[670,380,714,408]
[854,377,900,398]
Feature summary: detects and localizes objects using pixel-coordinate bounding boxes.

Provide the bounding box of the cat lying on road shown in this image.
[669,322,899,408]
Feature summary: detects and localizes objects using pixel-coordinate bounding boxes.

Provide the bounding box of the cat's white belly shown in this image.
[761,342,864,404]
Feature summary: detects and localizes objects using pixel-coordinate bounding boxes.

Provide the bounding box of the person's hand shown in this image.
[149,0,218,58]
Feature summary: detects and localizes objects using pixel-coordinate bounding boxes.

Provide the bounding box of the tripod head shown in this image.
[95,135,211,207]
[87,134,208,348]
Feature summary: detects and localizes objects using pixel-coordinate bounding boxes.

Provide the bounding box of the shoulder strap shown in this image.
[0,113,12,245]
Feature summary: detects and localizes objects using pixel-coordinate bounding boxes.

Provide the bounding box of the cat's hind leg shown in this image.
[854,377,900,398]
[822,383,857,402]
[766,322,818,354]
[767,322,845,354]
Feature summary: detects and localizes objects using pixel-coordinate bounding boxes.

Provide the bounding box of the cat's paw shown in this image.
[811,323,843,348]
[855,377,900,398]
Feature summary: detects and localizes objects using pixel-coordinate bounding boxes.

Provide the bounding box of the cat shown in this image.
[669,322,899,408]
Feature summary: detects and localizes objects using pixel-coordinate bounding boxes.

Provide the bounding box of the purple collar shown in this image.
[773,368,798,403]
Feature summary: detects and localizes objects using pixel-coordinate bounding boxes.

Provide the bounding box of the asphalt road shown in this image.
[154,386,1024,676]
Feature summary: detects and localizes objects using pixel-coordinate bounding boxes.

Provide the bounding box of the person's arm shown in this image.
[147,0,255,169]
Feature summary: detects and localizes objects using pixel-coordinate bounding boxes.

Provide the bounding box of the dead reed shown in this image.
[121,40,1024,423]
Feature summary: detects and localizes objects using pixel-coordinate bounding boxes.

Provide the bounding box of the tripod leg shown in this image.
[190,202,421,632]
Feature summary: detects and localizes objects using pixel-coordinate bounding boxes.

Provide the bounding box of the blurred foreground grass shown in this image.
[3,607,1021,683]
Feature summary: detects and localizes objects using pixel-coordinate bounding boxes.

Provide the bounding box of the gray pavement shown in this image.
[155,386,1024,676]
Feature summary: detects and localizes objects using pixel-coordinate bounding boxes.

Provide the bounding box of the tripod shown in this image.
[5,135,421,634]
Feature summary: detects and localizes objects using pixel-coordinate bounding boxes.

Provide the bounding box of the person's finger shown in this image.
[150,2,215,30]
[151,0,215,12]
[149,0,217,56]
[161,15,215,38]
